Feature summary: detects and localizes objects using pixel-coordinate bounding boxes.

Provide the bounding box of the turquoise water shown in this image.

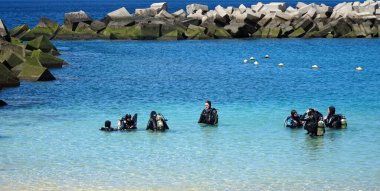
[1,39,380,190]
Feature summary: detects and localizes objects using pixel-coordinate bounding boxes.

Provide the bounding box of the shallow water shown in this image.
[1,39,380,190]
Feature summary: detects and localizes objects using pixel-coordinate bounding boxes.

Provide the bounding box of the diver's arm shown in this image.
[300,113,307,121]
[146,120,152,130]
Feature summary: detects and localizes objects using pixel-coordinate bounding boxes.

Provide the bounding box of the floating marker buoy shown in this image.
[265,55,269,58]
[312,65,319,69]
[254,61,259,65]
[278,63,284,67]
[244,59,248,63]
[355,67,363,71]
[250,57,254,60]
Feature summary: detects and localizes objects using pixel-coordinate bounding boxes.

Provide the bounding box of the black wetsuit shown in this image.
[324,114,342,128]
[121,120,136,130]
[146,112,169,131]
[198,108,218,125]
[286,115,303,128]
[301,111,323,136]
[100,120,115,131]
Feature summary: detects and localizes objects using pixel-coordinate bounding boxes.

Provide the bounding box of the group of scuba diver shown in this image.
[100,102,346,136]
[100,100,219,132]
[285,106,347,136]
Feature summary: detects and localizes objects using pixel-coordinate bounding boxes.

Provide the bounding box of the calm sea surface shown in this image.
[1,39,380,190]
[1,1,380,190]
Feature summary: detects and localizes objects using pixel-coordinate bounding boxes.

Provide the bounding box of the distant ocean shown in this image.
[0,0,344,28]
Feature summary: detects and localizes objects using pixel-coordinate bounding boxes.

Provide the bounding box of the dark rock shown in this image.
[180,18,201,27]
[16,57,55,81]
[9,24,29,38]
[331,18,352,37]
[0,62,20,87]
[224,20,255,38]
[0,100,6,107]
[294,15,314,31]
[90,20,106,32]
[26,36,59,55]
[30,17,60,39]
[19,30,36,41]
[0,50,24,69]
[103,23,161,40]
[0,39,25,57]
[31,49,67,68]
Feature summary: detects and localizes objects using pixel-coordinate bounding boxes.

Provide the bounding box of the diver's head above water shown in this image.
[328,106,335,115]
[150,111,157,119]
[291,110,298,117]
[205,100,211,110]
[125,114,132,121]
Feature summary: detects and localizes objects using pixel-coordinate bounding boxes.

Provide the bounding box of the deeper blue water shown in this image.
[1,39,380,190]
[0,0,344,29]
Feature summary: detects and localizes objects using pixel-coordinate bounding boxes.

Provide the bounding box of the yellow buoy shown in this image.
[312,65,319,69]
[250,57,254,60]
[355,67,363,71]
[278,63,284,67]
[265,55,269,58]
[254,61,259,65]
[244,59,248,63]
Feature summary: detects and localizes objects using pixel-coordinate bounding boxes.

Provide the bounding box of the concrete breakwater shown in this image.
[1,19,67,105]
[6,1,380,40]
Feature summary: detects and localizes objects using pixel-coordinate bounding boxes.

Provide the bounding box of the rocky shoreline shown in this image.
[6,1,380,41]
[1,18,68,107]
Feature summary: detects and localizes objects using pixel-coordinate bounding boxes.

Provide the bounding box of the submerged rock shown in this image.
[0,99,6,107]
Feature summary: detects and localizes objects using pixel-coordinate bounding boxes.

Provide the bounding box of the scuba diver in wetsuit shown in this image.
[198,100,218,125]
[285,110,303,128]
[301,108,324,136]
[324,106,346,128]
[119,113,138,130]
[100,120,116,131]
[146,111,169,131]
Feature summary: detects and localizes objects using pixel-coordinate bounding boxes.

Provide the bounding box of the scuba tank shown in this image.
[156,113,165,130]
[117,116,124,130]
[341,117,347,128]
[317,120,325,136]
